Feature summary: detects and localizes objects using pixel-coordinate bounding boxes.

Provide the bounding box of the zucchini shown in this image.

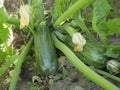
[34,22,58,76]
[65,36,107,68]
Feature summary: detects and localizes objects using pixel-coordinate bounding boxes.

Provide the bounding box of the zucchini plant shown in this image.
[52,34,119,90]
[0,0,120,90]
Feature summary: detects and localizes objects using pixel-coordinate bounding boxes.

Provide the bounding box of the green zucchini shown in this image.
[65,36,107,68]
[34,22,58,76]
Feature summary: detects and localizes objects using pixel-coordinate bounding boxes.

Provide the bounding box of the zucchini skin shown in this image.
[34,23,58,76]
[65,36,107,68]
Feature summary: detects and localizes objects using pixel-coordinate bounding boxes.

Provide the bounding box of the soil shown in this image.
[0,0,120,90]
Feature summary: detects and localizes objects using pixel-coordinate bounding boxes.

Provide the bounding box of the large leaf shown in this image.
[92,0,111,23]
[106,18,120,35]
[92,0,112,45]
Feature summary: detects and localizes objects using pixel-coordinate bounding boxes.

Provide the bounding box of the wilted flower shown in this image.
[20,5,30,29]
[0,0,4,8]
[107,60,120,74]
[72,32,86,52]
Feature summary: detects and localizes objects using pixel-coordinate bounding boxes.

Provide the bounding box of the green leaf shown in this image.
[0,27,9,44]
[0,7,9,44]
[0,7,8,25]
[62,67,68,78]
[49,79,55,87]
[0,44,13,63]
[105,48,119,58]
[92,0,112,45]
[92,0,111,23]
[54,73,62,80]
[105,46,120,58]
[0,55,17,76]
[0,50,7,62]
[106,18,120,35]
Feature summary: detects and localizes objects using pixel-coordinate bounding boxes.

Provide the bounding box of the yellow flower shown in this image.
[20,5,30,29]
[72,32,86,52]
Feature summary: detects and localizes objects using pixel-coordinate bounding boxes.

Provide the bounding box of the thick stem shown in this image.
[52,34,119,90]
[108,46,120,51]
[0,55,17,76]
[9,38,33,90]
[92,68,120,83]
[54,0,93,28]
[63,25,77,36]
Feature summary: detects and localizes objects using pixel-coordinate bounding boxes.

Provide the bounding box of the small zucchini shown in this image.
[34,22,58,76]
[65,36,107,68]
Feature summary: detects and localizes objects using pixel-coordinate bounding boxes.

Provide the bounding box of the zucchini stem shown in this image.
[92,68,120,83]
[8,38,33,90]
[52,34,119,90]
[63,25,77,36]
[54,0,93,28]
[108,45,120,51]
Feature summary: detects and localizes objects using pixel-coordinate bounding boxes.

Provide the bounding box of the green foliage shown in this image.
[54,74,62,80]
[92,0,111,23]
[54,0,93,28]
[0,49,7,62]
[52,0,74,23]
[0,7,7,25]
[0,7,10,62]
[0,7,9,44]
[106,18,120,35]
[9,38,33,90]
[55,0,73,17]
[92,0,112,45]
[73,11,90,34]
[0,55,17,76]
[49,79,55,87]
[53,35,119,90]
[0,44,13,62]
[0,0,120,89]
[105,47,120,58]
[0,27,9,44]
[31,0,45,22]
[62,67,69,78]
